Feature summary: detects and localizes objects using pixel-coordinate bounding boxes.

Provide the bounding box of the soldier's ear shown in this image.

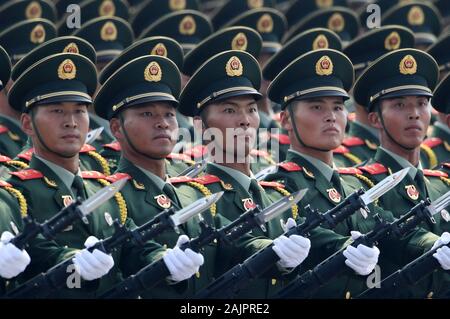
[445,113,450,128]
[368,111,383,129]
[110,117,122,140]
[280,110,292,131]
[21,113,34,136]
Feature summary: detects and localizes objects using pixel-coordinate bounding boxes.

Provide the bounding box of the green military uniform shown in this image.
[94,53,275,298]
[333,26,416,167]
[5,52,166,298]
[265,47,446,298]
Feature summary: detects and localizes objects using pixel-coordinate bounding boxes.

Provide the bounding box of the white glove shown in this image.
[273,218,311,269]
[72,236,115,281]
[343,231,379,276]
[432,232,450,270]
[0,231,31,279]
[163,235,204,282]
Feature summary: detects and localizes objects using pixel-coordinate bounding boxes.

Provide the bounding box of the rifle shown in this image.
[99,190,306,299]
[277,191,449,299]
[195,168,409,298]
[356,190,450,298]
[6,192,222,299]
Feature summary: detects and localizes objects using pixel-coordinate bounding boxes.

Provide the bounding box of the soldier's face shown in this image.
[112,102,178,158]
[282,96,347,151]
[203,95,259,159]
[370,95,431,149]
[22,102,89,157]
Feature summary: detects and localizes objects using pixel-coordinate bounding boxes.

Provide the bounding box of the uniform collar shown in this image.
[379,147,421,179]
[34,154,81,191]
[288,149,336,182]
[134,164,167,192]
[209,163,254,192]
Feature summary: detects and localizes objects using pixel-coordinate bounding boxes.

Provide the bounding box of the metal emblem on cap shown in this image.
[405,184,419,200]
[313,34,329,50]
[399,54,417,75]
[226,56,243,77]
[63,43,80,54]
[154,194,172,209]
[247,0,263,9]
[231,32,248,51]
[101,21,118,41]
[30,24,46,44]
[58,59,77,80]
[170,0,186,10]
[408,6,425,26]
[328,13,345,32]
[179,15,196,35]
[257,14,273,33]
[144,61,162,82]
[26,1,42,19]
[151,43,168,57]
[99,0,116,16]
[315,55,333,76]
[316,0,333,9]
[385,31,401,51]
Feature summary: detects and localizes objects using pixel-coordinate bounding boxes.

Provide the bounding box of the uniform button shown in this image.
[271,279,277,285]
[196,272,200,278]
[163,244,167,249]
[427,291,433,299]
[345,291,351,299]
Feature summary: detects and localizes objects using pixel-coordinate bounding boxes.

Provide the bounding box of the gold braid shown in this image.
[87,151,111,176]
[5,186,28,218]
[343,152,362,165]
[6,160,29,170]
[440,176,450,187]
[273,187,298,220]
[354,174,378,205]
[420,144,438,169]
[97,179,127,224]
[187,181,217,217]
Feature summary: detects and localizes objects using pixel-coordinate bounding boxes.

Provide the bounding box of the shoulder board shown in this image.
[258,181,285,188]
[17,148,34,162]
[106,173,132,183]
[359,163,388,175]
[270,133,290,145]
[166,153,193,162]
[333,145,349,154]
[342,137,365,147]
[103,142,121,152]
[337,167,363,175]
[422,137,442,149]
[0,180,12,187]
[10,169,43,180]
[184,145,208,159]
[0,125,9,134]
[169,176,193,184]
[80,144,96,153]
[0,155,12,162]
[278,162,302,172]
[250,149,270,158]
[423,169,448,178]
[193,174,221,185]
[81,171,106,179]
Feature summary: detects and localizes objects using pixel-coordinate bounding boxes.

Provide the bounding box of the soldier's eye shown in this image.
[141,112,152,117]
[223,108,235,113]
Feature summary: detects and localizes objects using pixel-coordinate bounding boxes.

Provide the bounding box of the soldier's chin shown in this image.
[58,150,80,159]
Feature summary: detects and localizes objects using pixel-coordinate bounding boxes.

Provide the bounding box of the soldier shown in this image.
[264,47,450,298]
[178,49,378,298]
[420,33,450,168]
[5,52,203,298]
[94,53,312,298]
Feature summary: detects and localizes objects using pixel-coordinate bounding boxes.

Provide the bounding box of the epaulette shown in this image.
[106,173,132,183]
[81,171,107,179]
[168,176,193,184]
[333,145,350,154]
[359,163,388,175]
[10,169,43,180]
[250,149,271,158]
[0,125,8,134]
[422,137,442,148]
[258,181,285,188]
[80,144,97,153]
[103,141,122,152]
[342,137,365,147]
[184,145,208,159]
[17,148,34,162]
[278,162,302,172]
[423,169,448,178]
[337,167,363,175]
[193,174,221,185]
[0,180,12,187]
[166,153,195,163]
[0,155,12,162]
[269,133,290,145]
